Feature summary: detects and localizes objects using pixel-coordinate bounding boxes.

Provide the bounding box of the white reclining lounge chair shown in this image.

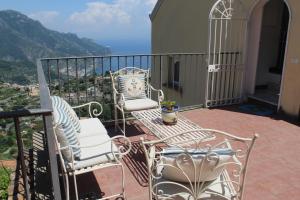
[51,96,131,200]
[110,67,164,135]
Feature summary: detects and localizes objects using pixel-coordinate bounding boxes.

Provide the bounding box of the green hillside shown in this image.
[0,60,35,84]
[0,10,110,84]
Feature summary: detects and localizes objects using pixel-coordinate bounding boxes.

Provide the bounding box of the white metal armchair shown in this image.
[110,67,164,135]
[50,96,132,200]
[141,129,258,200]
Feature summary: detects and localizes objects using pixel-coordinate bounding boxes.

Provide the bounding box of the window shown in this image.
[173,61,180,85]
[165,56,182,94]
[167,57,180,87]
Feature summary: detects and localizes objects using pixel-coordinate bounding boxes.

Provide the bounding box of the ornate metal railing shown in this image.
[39,53,209,123]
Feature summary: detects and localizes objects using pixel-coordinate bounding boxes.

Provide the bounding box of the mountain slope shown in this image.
[0,10,110,84]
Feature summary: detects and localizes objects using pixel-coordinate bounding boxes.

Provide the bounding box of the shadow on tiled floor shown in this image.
[122,141,148,187]
[108,124,155,188]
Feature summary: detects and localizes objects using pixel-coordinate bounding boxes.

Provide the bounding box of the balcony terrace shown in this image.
[0,54,299,200]
[74,107,300,200]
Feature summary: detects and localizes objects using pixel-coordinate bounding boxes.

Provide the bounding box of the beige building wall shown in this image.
[152,0,215,53]
[151,0,216,107]
[151,0,300,118]
[278,0,300,117]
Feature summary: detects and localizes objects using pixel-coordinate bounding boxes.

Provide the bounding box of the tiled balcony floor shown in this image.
[74,105,300,200]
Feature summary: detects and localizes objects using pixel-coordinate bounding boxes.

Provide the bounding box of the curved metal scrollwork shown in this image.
[141,129,258,200]
[210,0,233,19]
[72,101,103,118]
[209,0,247,19]
[110,135,132,160]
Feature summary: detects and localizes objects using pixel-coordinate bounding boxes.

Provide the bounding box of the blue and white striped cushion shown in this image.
[51,96,81,133]
[119,74,147,100]
[62,100,81,133]
[51,96,81,159]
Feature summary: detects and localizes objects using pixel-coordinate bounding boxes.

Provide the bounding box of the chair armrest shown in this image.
[148,84,164,103]
[72,102,103,118]
[113,87,121,95]
[112,88,125,106]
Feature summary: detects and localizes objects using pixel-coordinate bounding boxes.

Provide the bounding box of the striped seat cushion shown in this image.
[51,96,81,159]
[119,74,147,100]
[51,96,81,133]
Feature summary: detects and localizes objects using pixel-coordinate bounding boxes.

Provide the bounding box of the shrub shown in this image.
[0,167,11,200]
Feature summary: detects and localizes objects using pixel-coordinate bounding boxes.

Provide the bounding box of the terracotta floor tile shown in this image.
[74,106,300,199]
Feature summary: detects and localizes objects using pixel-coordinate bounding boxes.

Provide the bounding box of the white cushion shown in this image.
[70,134,119,170]
[161,148,234,183]
[123,98,158,111]
[78,118,108,138]
[119,74,147,100]
[152,170,235,199]
[54,124,72,162]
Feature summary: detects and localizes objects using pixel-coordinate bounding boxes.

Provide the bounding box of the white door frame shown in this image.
[245,0,292,111]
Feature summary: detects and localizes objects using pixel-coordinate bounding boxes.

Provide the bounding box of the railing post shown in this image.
[159,55,162,89]
[93,58,96,101]
[14,117,30,200]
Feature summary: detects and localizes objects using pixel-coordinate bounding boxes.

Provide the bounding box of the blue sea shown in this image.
[97,39,151,55]
[95,39,152,73]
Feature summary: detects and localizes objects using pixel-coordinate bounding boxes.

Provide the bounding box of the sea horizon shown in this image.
[96,39,151,55]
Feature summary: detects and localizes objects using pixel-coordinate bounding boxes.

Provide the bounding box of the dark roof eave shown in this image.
[149,0,165,21]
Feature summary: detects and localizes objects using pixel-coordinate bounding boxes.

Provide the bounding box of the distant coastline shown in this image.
[96,39,151,55]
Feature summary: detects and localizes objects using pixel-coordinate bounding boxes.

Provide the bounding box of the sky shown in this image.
[0,0,158,53]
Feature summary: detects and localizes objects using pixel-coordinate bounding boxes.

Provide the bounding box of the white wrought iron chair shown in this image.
[110,67,164,135]
[141,129,258,200]
[50,96,132,200]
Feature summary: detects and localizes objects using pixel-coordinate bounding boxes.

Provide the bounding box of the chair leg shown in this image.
[148,177,152,200]
[63,173,70,200]
[114,105,118,132]
[72,173,79,200]
[120,163,126,199]
[121,109,126,136]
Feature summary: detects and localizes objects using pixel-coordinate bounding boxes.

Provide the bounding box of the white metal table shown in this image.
[132,109,215,143]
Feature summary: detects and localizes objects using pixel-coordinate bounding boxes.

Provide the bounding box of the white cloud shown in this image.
[69,1,131,25]
[145,0,157,7]
[29,11,59,24]
[66,0,157,40]
[27,1,158,42]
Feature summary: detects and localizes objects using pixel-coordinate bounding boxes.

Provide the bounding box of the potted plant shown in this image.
[161,100,179,125]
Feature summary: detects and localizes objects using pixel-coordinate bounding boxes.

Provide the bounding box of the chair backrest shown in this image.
[110,67,151,100]
[141,129,258,200]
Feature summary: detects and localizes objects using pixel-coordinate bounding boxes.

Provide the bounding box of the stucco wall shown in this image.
[278,0,300,117]
[151,0,215,53]
[151,0,300,118]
